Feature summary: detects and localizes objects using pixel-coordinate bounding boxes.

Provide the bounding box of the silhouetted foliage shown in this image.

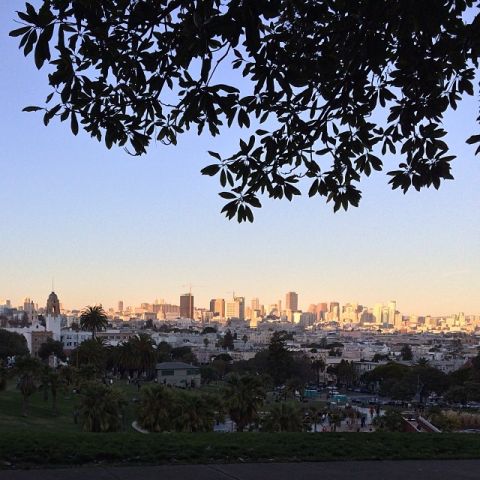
[10,1,480,222]
[0,329,29,360]
[38,338,66,362]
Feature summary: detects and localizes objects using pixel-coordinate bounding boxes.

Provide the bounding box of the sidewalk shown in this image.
[1,460,479,480]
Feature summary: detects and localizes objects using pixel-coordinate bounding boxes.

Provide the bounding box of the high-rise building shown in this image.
[180,293,194,319]
[118,300,124,313]
[251,297,260,311]
[285,292,298,311]
[373,303,383,325]
[210,298,225,317]
[388,301,396,326]
[226,296,245,320]
[46,291,60,317]
[329,302,340,321]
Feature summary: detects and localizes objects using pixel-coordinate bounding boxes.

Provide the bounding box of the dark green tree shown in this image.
[221,330,235,351]
[171,346,197,365]
[15,356,42,417]
[401,344,413,361]
[38,338,66,362]
[223,374,265,432]
[0,329,29,360]
[71,338,107,373]
[262,402,304,432]
[78,382,126,432]
[79,305,109,339]
[10,1,480,222]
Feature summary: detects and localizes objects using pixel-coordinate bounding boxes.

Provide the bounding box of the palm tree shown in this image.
[80,305,109,339]
[117,340,137,377]
[78,382,126,432]
[311,357,326,386]
[130,334,156,378]
[262,402,304,432]
[307,405,322,432]
[172,391,220,432]
[137,385,173,432]
[15,356,42,417]
[223,374,265,432]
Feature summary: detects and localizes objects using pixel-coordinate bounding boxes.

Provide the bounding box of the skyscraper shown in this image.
[388,301,397,326]
[226,296,245,320]
[180,293,194,319]
[118,300,124,313]
[251,297,260,311]
[285,292,298,311]
[210,298,225,317]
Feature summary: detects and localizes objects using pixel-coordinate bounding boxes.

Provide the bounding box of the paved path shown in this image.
[1,461,479,480]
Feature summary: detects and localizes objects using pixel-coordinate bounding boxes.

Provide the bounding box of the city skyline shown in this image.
[1,0,479,318]
[1,288,478,318]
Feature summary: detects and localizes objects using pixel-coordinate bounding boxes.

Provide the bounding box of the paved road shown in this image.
[1,461,479,480]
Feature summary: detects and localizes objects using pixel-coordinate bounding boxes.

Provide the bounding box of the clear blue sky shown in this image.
[1,1,479,316]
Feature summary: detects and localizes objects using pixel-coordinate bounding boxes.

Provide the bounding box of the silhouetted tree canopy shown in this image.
[10,1,480,221]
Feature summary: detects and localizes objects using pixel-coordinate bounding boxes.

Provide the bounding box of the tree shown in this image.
[223,374,266,432]
[201,326,217,334]
[221,330,235,351]
[15,356,42,417]
[78,382,126,432]
[401,344,413,361]
[128,333,157,377]
[71,338,106,373]
[137,384,173,432]
[373,409,405,432]
[262,402,304,432]
[0,329,29,361]
[171,391,221,432]
[311,358,326,386]
[38,338,66,362]
[267,331,294,385]
[11,2,480,222]
[79,306,109,339]
[171,346,197,365]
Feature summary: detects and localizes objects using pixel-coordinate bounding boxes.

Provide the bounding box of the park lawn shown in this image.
[1,431,480,468]
[0,380,141,434]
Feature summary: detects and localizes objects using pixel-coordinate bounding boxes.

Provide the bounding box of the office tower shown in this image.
[118,300,124,313]
[226,296,245,320]
[180,293,194,319]
[210,298,225,317]
[285,292,298,311]
[316,303,328,321]
[373,303,383,325]
[46,291,60,317]
[329,301,340,321]
[251,297,260,311]
[388,301,396,326]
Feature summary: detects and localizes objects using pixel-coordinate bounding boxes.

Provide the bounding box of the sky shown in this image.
[0,2,479,317]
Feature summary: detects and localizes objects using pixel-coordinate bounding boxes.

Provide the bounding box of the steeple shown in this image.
[46,291,60,317]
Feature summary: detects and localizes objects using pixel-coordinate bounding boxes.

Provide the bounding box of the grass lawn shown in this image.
[1,431,480,468]
[2,382,480,469]
[0,380,140,434]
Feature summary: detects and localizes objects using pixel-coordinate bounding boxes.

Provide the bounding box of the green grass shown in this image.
[0,381,140,434]
[1,431,480,468]
[2,383,480,469]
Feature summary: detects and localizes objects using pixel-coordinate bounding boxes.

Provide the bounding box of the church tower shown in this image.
[46,291,60,317]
